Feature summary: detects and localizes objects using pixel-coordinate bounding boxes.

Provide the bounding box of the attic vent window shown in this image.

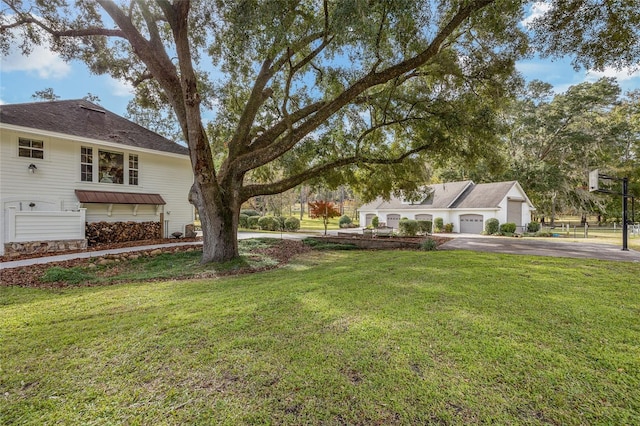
[80,105,106,114]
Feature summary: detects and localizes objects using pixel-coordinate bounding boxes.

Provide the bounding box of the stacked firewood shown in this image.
[85,221,161,245]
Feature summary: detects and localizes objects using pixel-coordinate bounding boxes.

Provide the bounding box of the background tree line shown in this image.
[438,77,640,225]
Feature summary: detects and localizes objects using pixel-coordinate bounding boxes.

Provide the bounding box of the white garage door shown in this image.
[386,214,401,229]
[415,214,433,221]
[460,214,484,234]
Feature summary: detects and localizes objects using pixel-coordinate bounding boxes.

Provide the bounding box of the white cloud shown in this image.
[1,20,71,79]
[521,2,551,28]
[107,78,134,97]
[2,45,71,79]
[586,66,640,82]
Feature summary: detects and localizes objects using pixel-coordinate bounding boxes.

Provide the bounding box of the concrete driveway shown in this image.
[439,236,640,262]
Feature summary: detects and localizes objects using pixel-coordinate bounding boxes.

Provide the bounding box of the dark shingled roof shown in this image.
[75,190,166,205]
[359,180,530,211]
[359,181,474,210]
[0,99,188,156]
[451,181,518,208]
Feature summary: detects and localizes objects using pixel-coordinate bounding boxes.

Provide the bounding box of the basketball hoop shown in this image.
[588,169,599,192]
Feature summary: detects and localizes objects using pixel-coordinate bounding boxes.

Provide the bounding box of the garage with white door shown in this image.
[459,214,484,234]
[386,214,401,229]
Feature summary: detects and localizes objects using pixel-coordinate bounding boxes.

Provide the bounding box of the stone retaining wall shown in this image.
[3,239,87,258]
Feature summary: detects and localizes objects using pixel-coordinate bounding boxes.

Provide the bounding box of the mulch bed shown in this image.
[0,239,311,289]
[0,237,201,263]
[1,235,449,289]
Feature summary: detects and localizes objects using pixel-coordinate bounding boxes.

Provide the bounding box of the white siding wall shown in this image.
[6,208,85,242]
[496,185,534,228]
[1,127,193,254]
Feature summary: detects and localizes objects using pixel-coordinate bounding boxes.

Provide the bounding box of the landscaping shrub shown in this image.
[485,218,500,234]
[535,231,554,237]
[338,215,353,228]
[284,216,300,231]
[41,266,93,285]
[527,221,541,233]
[399,219,419,236]
[500,222,517,234]
[417,220,432,234]
[275,216,286,230]
[247,216,260,229]
[371,216,379,228]
[239,214,249,229]
[241,209,260,217]
[444,223,454,233]
[258,216,279,231]
[420,238,438,251]
[434,217,444,232]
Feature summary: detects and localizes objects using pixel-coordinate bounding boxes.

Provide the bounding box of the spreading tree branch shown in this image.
[233,1,494,175]
[240,141,432,200]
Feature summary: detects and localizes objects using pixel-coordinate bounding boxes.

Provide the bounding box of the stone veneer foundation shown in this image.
[4,239,87,257]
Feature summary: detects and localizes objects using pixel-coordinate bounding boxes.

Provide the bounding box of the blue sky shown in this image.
[1,3,639,117]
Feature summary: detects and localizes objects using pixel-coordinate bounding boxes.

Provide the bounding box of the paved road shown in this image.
[439,236,640,262]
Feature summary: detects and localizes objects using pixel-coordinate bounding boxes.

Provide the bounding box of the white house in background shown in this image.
[358,180,536,234]
[0,99,194,256]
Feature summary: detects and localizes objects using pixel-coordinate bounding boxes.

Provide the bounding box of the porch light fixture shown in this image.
[28,163,37,173]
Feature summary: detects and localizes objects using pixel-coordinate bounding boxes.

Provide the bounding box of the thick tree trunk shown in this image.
[190,181,240,263]
[199,203,238,264]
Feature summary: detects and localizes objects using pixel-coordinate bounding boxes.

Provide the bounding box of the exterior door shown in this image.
[460,214,484,234]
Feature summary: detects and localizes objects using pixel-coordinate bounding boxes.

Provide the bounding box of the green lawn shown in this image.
[534,227,640,250]
[2,250,639,424]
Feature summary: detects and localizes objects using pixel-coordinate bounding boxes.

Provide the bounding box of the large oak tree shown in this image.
[2,1,638,262]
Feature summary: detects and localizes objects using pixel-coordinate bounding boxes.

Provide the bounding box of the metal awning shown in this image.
[75,189,166,205]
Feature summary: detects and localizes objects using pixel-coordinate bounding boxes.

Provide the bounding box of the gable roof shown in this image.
[0,99,189,156]
[359,180,534,211]
[451,181,519,209]
[359,180,474,211]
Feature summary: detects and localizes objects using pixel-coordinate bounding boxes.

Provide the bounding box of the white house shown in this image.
[0,99,194,256]
[358,180,536,234]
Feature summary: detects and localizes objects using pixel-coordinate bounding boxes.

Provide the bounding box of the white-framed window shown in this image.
[129,154,139,186]
[81,147,93,182]
[18,137,44,159]
[80,146,140,185]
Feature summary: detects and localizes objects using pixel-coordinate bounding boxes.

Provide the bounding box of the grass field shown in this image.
[536,226,640,250]
[2,249,639,424]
